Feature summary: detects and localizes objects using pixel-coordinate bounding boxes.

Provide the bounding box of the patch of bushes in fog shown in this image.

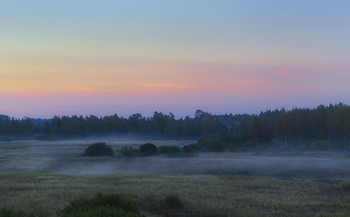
[118,137,233,158]
[119,146,139,157]
[119,143,196,157]
[119,143,186,157]
[158,146,181,156]
[189,136,237,153]
[86,137,237,158]
[197,137,226,152]
[139,143,157,156]
[183,144,198,156]
[84,142,115,157]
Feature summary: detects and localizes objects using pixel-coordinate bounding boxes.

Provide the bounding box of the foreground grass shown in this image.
[0,173,350,217]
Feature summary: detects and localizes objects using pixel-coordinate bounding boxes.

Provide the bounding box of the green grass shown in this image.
[58,193,140,217]
[0,173,350,217]
[164,194,183,209]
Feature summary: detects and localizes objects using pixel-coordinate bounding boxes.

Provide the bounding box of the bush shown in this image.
[58,193,140,217]
[158,146,181,156]
[0,208,46,217]
[119,146,139,157]
[139,143,157,156]
[343,182,350,191]
[83,142,114,157]
[227,143,237,151]
[197,137,226,152]
[183,144,198,155]
[164,194,183,210]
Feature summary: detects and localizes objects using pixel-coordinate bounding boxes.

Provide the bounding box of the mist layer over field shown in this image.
[1,138,350,179]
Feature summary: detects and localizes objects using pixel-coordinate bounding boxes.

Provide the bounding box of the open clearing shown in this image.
[1,173,350,217]
[1,139,350,216]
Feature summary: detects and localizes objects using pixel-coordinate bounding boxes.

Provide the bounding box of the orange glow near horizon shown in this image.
[1,54,350,119]
[1,57,350,100]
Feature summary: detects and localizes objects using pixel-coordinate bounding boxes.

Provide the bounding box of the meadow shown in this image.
[1,139,350,216]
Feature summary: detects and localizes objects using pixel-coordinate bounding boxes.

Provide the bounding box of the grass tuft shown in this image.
[0,208,46,217]
[57,193,140,217]
[164,194,183,210]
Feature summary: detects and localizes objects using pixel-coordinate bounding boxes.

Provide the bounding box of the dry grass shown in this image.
[1,140,350,216]
[0,173,350,217]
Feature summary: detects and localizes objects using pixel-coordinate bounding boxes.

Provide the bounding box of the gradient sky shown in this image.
[1,0,350,118]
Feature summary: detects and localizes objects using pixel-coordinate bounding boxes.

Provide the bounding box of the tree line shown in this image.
[1,103,350,150]
[0,111,226,139]
[220,103,350,150]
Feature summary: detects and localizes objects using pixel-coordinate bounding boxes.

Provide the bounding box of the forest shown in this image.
[1,103,350,150]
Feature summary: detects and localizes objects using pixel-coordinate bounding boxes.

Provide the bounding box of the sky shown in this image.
[1,0,350,118]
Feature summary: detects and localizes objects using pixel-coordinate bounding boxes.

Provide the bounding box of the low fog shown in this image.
[1,139,350,179]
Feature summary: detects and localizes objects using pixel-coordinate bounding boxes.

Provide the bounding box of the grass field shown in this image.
[1,173,350,217]
[1,139,350,216]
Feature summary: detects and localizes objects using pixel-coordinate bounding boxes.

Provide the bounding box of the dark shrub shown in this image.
[227,143,237,151]
[84,142,114,157]
[119,146,139,157]
[343,182,350,191]
[183,144,198,155]
[197,137,226,152]
[58,193,140,217]
[158,146,181,156]
[0,208,46,217]
[164,194,183,209]
[139,143,157,156]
